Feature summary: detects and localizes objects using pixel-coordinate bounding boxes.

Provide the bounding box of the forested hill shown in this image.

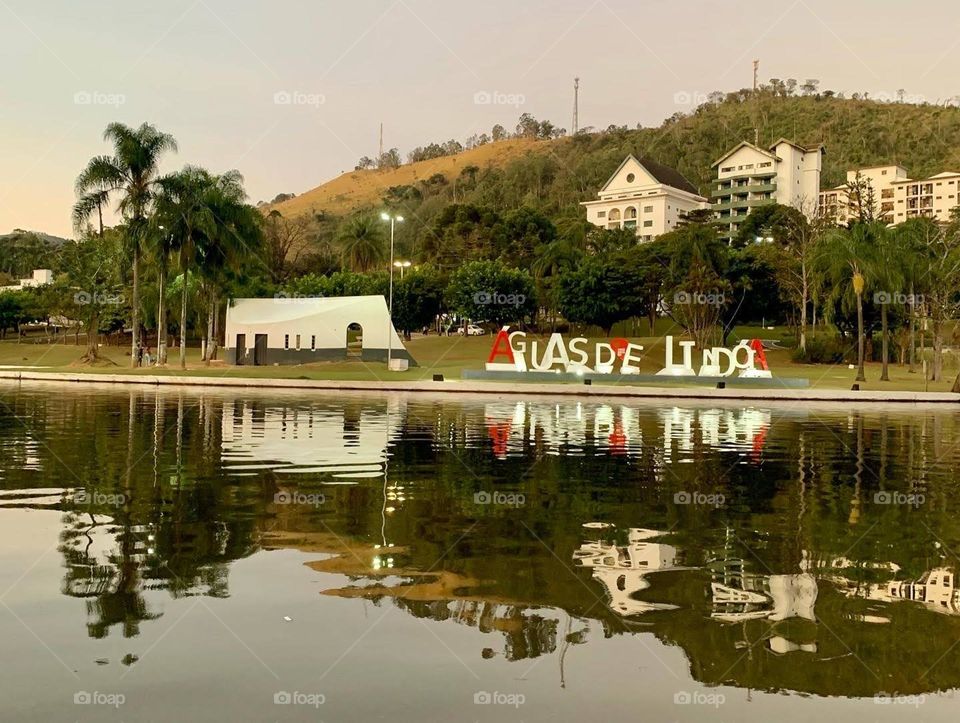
[272,93,960,229]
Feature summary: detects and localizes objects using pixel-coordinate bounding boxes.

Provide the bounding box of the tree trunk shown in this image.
[908,284,916,373]
[799,263,808,353]
[880,301,890,381]
[130,245,140,367]
[211,297,220,361]
[204,302,214,366]
[933,318,943,382]
[156,263,167,366]
[856,291,866,382]
[179,266,188,370]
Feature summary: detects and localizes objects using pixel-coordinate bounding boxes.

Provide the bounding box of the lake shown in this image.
[1,380,959,721]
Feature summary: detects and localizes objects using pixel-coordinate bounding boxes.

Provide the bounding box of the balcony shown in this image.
[711,182,776,198]
[712,198,776,212]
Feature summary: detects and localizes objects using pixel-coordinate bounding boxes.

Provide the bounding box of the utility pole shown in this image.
[752,60,760,145]
[752,59,759,92]
[378,123,383,159]
[572,77,580,135]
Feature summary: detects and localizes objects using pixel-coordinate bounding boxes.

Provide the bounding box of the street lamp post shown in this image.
[393,260,411,279]
[380,212,404,368]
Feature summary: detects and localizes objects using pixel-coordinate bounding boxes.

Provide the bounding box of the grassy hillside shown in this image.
[270,138,544,218]
[273,94,960,225]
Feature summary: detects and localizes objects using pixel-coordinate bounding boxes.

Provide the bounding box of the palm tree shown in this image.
[74,123,178,367]
[336,215,386,272]
[145,223,175,364]
[154,167,262,369]
[871,224,902,382]
[531,238,580,330]
[818,223,878,382]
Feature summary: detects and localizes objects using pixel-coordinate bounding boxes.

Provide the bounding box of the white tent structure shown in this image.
[224,296,415,366]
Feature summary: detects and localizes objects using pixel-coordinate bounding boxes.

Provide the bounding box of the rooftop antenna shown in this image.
[752,60,760,145]
[572,77,580,135]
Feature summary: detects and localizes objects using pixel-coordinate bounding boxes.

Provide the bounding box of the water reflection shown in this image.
[2,382,960,705]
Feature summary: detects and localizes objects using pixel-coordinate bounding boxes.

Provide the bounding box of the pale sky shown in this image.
[1,0,958,237]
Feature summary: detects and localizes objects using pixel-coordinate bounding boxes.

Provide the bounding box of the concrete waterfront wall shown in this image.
[0,370,956,405]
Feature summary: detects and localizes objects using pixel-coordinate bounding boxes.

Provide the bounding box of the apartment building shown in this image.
[581,155,709,242]
[891,172,960,223]
[711,139,823,242]
[819,165,908,225]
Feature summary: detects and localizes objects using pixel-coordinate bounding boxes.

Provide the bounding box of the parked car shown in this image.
[458,324,486,336]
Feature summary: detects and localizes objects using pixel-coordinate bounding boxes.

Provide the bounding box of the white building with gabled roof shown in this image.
[711,139,824,242]
[581,155,709,242]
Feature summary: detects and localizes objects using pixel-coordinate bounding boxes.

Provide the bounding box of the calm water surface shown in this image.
[1,380,959,721]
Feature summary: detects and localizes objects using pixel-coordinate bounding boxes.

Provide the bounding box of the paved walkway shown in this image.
[0,369,956,405]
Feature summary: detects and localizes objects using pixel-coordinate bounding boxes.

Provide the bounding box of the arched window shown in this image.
[608,208,621,220]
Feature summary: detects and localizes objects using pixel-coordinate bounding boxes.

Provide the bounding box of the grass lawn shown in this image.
[0,331,956,393]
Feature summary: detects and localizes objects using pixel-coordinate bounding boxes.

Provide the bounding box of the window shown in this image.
[881,169,887,175]
[597,210,606,218]
[311,336,316,351]
[625,173,635,183]
[295,334,301,350]
[284,334,289,350]
[643,205,653,213]
[643,220,653,227]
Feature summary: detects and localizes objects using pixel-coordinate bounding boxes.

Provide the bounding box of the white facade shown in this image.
[0,268,53,293]
[712,140,823,241]
[224,296,413,366]
[819,165,908,225]
[581,155,708,242]
[892,171,960,224]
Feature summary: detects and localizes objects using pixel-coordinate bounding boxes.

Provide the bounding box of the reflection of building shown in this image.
[581,155,708,242]
[573,528,681,616]
[832,566,960,616]
[221,399,402,479]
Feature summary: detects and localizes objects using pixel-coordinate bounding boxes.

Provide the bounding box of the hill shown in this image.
[271,94,960,227]
[270,138,546,218]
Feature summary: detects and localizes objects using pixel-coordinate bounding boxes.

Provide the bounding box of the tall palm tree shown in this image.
[145,223,175,364]
[74,123,178,367]
[154,167,262,369]
[871,224,902,382]
[336,215,386,272]
[818,222,878,382]
[531,238,581,329]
